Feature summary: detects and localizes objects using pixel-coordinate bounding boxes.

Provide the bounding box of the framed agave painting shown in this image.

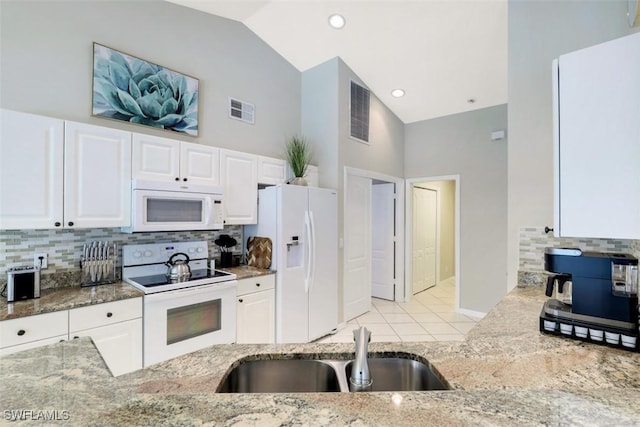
[92,43,199,136]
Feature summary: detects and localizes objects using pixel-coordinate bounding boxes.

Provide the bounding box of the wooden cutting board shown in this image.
[246,237,272,269]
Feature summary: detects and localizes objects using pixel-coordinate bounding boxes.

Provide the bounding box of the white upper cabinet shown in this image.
[131,134,180,182]
[220,149,258,224]
[553,33,640,239]
[64,122,132,228]
[0,110,64,230]
[0,111,131,230]
[180,142,220,186]
[132,133,220,186]
[257,156,286,186]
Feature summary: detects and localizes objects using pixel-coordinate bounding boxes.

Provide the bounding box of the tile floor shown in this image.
[318,278,482,343]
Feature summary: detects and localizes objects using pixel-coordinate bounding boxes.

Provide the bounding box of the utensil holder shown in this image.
[80,242,117,287]
[220,252,232,268]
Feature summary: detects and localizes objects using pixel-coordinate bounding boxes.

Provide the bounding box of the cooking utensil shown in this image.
[165,252,191,281]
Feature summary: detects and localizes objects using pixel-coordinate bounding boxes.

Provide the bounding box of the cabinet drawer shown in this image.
[0,334,68,357]
[237,274,275,296]
[69,297,142,333]
[0,311,68,348]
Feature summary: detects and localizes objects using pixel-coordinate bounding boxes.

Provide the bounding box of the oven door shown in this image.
[126,189,224,233]
[143,281,237,367]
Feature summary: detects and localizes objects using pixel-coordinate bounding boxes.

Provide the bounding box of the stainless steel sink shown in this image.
[216,356,449,393]
[216,359,343,393]
[344,358,448,391]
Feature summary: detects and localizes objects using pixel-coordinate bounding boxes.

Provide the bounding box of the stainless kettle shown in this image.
[165,252,191,281]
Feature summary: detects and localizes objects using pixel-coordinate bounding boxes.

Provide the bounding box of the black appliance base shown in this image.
[539,308,639,352]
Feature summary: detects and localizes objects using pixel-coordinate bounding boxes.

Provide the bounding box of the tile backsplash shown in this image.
[519,226,639,273]
[0,227,243,279]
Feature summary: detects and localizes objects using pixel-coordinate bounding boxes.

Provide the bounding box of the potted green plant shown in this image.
[285,135,311,186]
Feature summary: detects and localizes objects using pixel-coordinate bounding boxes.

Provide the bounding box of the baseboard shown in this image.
[457,307,487,319]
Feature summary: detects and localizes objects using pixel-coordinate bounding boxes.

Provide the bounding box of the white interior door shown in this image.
[344,175,372,321]
[413,187,437,294]
[371,183,395,300]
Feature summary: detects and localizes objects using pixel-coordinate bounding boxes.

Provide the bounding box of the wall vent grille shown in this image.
[350,80,370,143]
[229,98,255,124]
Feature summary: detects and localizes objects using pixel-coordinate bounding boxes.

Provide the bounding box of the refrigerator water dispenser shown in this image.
[286,236,303,268]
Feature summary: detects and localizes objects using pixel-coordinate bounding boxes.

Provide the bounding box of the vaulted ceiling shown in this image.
[167,0,507,124]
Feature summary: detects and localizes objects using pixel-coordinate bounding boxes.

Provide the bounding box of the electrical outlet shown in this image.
[34,252,48,269]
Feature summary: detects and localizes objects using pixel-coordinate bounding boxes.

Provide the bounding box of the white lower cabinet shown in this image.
[236,275,275,344]
[0,298,142,376]
[69,298,143,376]
[71,319,142,377]
[0,311,68,356]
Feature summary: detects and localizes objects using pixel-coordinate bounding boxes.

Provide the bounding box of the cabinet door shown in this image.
[555,33,640,238]
[132,133,180,182]
[236,289,275,344]
[0,110,64,230]
[72,318,142,376]
[257,156,286,185]
[220,149,257,224]
[64,122,132,228]
[180,142,220,186]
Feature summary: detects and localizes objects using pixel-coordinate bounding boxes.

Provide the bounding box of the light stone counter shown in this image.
[0,281,143,321]
[1,286,639,426]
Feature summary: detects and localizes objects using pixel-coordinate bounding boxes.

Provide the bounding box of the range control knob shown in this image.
[143,250,153,257]
[188,247,196,254]
[196,247,204,253]
[133,251,142,258]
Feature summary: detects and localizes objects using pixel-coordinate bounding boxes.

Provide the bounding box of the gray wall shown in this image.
[405,105,507,314]
[301,57,405,322]
[0,0,300,156]
[301,59,340,189]
[0,0,300,281]
[507,0,635,289]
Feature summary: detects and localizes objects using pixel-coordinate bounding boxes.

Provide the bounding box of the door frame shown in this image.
[344,167,405,302]
[405,175,460,308]
[412,185,440,294]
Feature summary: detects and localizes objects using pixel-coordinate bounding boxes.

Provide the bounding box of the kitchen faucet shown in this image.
[349,326,372,391]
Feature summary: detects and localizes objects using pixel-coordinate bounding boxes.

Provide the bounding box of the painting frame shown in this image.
[92,42,199,137]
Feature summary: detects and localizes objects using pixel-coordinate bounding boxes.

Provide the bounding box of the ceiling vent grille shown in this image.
[350,80,370,143]
[229,98,255,124]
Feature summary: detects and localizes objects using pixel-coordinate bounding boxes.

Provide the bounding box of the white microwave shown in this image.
[122,180,224,233]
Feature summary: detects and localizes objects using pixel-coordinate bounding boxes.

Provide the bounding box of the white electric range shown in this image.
[122,241,237,367]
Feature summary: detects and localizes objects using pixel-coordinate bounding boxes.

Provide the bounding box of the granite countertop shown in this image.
[0,281,143,321]
[221,265,275,280]
[1,286,639,426]
[0,266,272,322]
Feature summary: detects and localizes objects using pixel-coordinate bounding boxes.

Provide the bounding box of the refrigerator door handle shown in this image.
[304,210,312,293]
[308,210,317,292]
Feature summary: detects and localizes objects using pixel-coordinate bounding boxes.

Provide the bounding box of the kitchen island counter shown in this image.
[1,285,639,426]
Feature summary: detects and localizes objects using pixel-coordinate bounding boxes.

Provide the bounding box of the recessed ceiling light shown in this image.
[328,14,346,29]
[391,89,405,98]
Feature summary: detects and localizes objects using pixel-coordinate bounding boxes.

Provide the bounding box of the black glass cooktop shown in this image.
[128,269,233,288]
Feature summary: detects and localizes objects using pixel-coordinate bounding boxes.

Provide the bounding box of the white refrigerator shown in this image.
[247,184,337,343]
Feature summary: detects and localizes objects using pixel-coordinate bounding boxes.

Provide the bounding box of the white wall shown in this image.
[507,0,634,290]
[405,105,507,314]
[0,0,301,157]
